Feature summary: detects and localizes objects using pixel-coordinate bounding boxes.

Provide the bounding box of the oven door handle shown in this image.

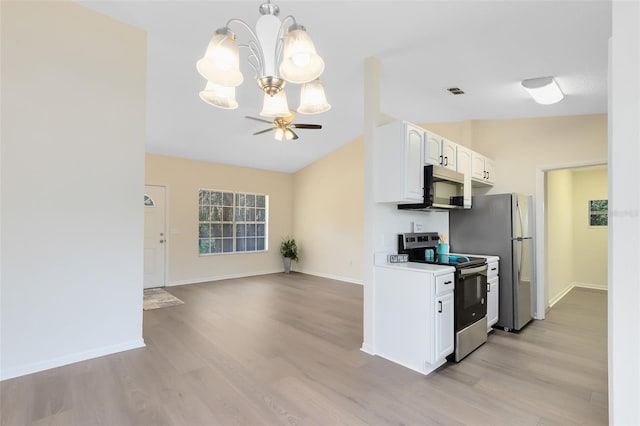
[459,265,488,276]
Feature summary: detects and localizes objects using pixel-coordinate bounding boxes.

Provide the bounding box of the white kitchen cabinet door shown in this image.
[471,152,486,180]
[424,131,443,166]
[487,277,499,330]
[441,138,457,171]
[456,145,473,208]
[373,121,424,203]
[404,124,425,201]
[434,291,454,361]
[471,151,495,186]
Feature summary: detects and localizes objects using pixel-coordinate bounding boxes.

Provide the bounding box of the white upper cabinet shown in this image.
[424,131,457,171]
[471,152,495,186]
[456,145,473,208]
[374,121,424,203]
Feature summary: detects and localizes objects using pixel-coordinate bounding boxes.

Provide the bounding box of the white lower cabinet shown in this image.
[434,291,454,361]
[486,260,500,331]
[374,266,455,375]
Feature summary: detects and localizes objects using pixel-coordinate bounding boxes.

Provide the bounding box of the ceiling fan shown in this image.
[246,110,322,141]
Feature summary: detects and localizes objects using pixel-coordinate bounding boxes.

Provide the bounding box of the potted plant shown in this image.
[280,237,298,273]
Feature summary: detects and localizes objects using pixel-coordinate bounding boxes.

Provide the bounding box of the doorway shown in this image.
[535,162,608,314]
[144,185,167,288]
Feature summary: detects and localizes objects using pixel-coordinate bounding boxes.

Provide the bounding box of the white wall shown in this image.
[1,1,146,380]
[609,2,640,423]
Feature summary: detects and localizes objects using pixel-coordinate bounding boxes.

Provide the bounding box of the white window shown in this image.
[198,189,268,254]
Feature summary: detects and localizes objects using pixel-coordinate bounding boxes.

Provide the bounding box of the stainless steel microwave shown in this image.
[398,164,468,210]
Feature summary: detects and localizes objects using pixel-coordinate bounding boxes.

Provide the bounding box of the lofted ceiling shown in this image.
[79,0,611,173]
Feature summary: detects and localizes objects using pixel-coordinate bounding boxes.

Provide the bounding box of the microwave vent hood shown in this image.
[398,164,467,211]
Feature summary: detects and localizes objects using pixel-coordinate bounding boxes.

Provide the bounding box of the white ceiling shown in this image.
[79,0,611,173]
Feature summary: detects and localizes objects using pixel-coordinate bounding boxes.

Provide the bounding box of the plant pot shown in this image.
[283,257,292,273]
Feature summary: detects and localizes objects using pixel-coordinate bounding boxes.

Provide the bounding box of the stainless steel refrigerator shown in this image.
[449,193,534,331]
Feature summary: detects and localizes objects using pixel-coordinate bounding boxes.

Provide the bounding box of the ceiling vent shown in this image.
[447,87,465,95]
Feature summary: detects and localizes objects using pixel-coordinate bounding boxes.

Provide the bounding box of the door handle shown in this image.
[438,300,443,313]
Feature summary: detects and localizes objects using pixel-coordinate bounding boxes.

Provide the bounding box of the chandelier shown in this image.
[196,1,331,118]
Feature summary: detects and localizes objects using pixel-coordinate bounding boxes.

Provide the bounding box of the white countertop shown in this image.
[375,260,455,275]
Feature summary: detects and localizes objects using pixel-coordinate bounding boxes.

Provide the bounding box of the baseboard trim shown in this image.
[360,342,374,355]
[296,270,364,286]
[549,284,575,308]
[573,282,608,291]
[0,338,145,381]
[166,269,283,286]
[549,282,608,309]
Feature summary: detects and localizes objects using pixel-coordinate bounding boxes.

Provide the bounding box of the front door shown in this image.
[144,185,166,289]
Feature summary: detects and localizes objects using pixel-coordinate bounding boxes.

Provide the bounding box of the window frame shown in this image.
[198,189,269,255]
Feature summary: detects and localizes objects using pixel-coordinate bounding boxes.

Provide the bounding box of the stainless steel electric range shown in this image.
[398,232,488,361]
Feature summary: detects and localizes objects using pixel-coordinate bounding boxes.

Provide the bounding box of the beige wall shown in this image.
[145,154,294,285]
[546,169,575,305]
[424,114,608,197]
[1,1,146,379]
[572,167,608,287]
[472,114,607,196]
[293,137,365,283]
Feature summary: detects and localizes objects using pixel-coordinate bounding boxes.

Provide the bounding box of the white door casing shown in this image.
[144,185,166,289]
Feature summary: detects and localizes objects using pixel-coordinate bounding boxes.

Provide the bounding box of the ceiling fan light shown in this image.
[274,128,285,141]
[199,82,238,109]
[279,25,324,84]
[521,76,564,105]
[284,129,296,140]
[196,30,244,87]
[260,90,290,117]
[297,78,331,114]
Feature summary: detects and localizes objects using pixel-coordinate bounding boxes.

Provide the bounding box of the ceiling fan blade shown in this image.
[245,116,274,125]
[288,129,299,140]
[253,128,276,135]
[291,124,322,129]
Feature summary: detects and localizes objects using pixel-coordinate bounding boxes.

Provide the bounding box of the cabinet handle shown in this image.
[444,156,448,167]
[487,283,491,292]
[487,171,490,180]
[439,154,443,165]
[438,301,443,313]
[491,267,497,271]
[444,280,452,285]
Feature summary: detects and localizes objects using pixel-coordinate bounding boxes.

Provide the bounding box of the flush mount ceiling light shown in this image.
[196,0,331,122]
[521,76,564,105]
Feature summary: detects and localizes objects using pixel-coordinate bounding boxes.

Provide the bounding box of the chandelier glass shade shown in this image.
[197,1,330,117]
[199,82,239,110]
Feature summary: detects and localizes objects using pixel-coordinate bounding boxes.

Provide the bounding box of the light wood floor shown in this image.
[1,274,608,425]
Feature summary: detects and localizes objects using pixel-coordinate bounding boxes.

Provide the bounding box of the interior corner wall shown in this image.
[1,1,146,380]
[292,138,365,284]
[545,170,575,305]
[144,154,294,285]
[571,167,608,288]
